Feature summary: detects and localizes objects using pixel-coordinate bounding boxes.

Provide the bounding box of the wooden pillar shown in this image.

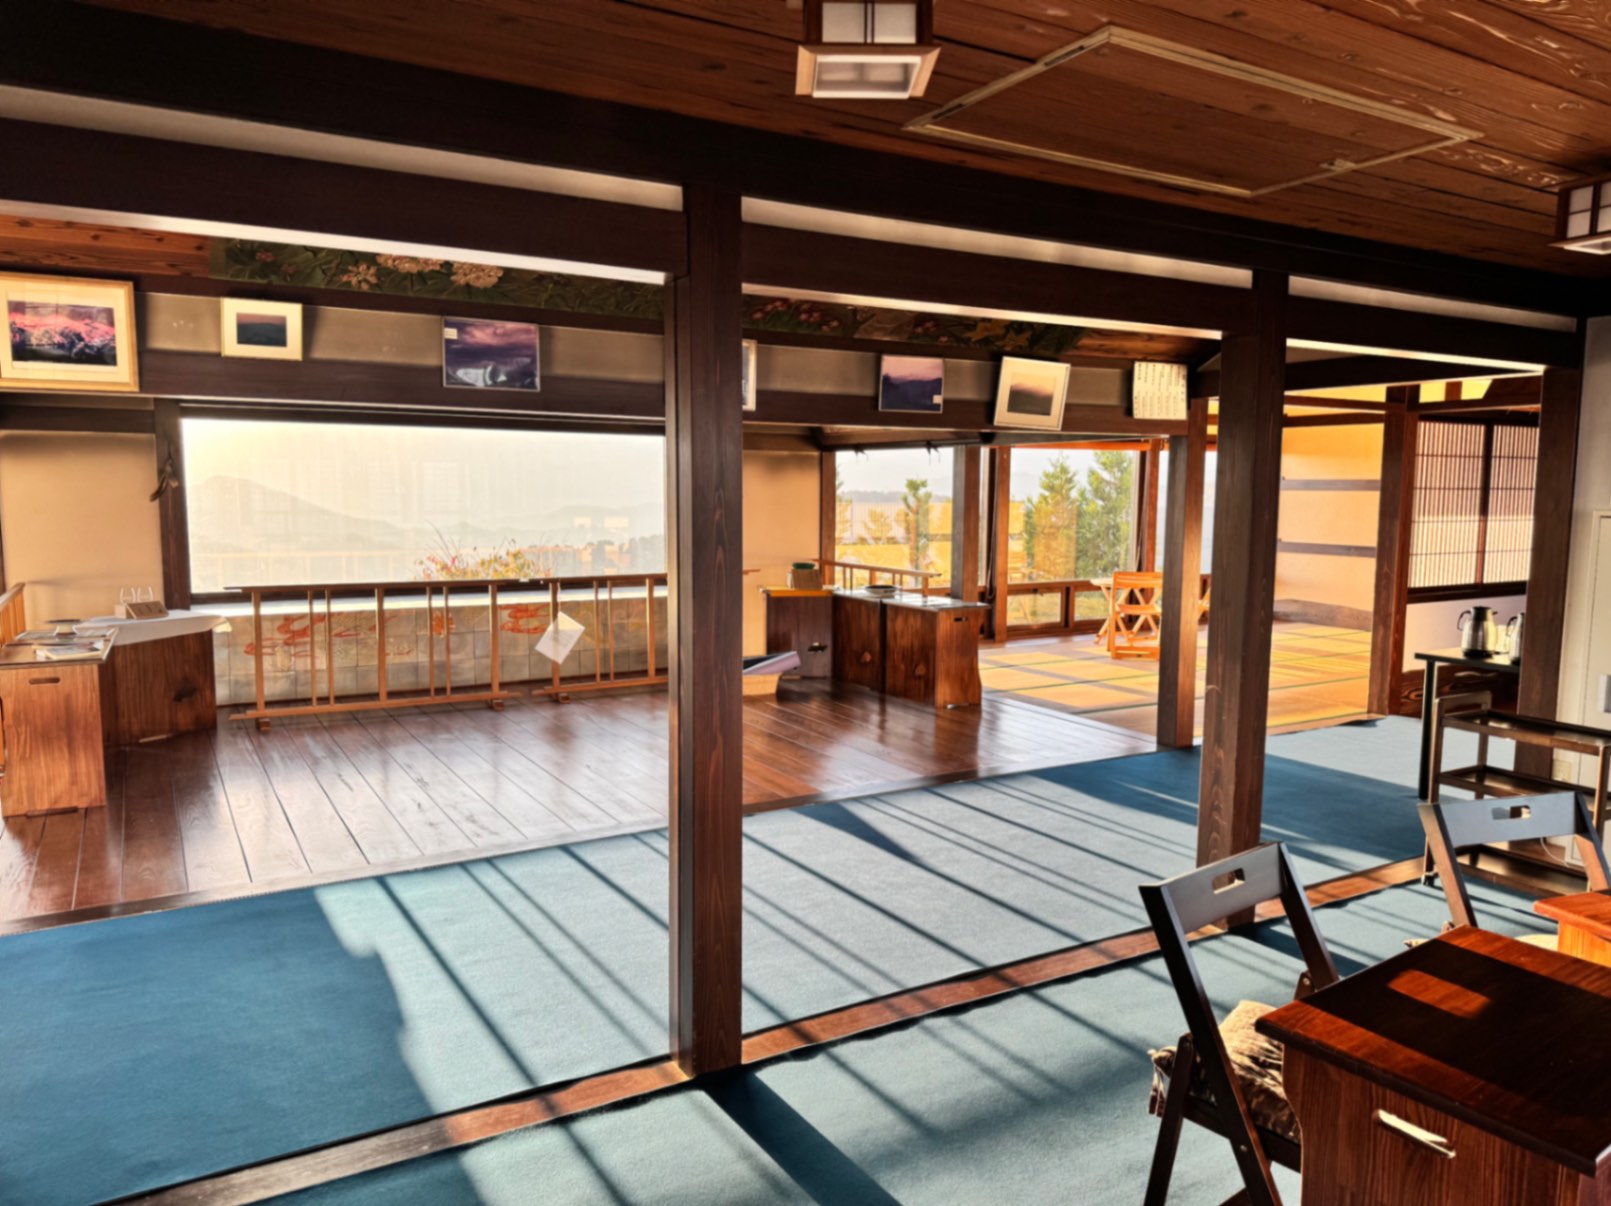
[154,399,192,610]
[1367,386,1417,716]
[989,446,1012,639]
[1157,399,1207,749]
[1198,272,1288,868]
[1516,367,1582,776]
[665,184,743,1077]
[819,449,837,569]
[1137,440,1163,572]
[951,445,981,601]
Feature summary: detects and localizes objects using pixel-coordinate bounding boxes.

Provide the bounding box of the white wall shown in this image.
[1557,316,1611,781]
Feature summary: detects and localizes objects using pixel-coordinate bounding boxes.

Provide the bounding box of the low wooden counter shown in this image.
[760,587,833,679]
[1536,891,1611,966]
[831,590,989,709]
[0,636,113,816]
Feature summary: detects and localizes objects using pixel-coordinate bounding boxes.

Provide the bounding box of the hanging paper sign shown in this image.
[534,611,586,664]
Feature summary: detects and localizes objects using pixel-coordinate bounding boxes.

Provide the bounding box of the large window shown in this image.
[1005,447,1142,629]
[1408,418,1537,594]
[833,447,954,586]
[184,417,666,594]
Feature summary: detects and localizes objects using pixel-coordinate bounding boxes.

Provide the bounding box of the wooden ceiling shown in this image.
[82,0,1611,277]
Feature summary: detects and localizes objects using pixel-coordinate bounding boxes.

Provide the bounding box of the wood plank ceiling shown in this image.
[82,0,1611,278]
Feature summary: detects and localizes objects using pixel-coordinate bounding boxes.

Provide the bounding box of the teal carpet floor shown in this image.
[2,717,1451,1204]
[273,879,1553,1206]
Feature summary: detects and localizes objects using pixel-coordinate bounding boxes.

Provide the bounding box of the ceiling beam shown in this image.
[754,390,1186,436]
[1285,297,1579,370]
[0,2,1593,315]
[1193,354,1528,399]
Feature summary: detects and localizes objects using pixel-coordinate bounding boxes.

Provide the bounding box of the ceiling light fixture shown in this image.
[1555,175,1611,254]
[795,1,939,101]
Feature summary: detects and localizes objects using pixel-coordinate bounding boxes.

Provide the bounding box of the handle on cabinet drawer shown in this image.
[1374,1110,1456,1159]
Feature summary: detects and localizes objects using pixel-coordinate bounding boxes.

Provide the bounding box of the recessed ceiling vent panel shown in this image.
[905,26,1481,198]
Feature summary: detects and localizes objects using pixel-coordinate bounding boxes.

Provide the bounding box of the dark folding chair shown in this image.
[1419,791,1611,945]
[1139,842,1339,1206]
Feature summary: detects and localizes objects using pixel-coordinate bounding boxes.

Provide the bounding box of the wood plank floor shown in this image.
[0,680,1151,927]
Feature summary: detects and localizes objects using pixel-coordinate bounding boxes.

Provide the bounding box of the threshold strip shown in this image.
[125,855,1431,1205]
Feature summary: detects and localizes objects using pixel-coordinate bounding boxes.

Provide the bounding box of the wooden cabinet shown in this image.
[884,600,986,709]
[0,661,106,816]
[99,630,217,745]
[832,594,885,691]
[762,589,833,679]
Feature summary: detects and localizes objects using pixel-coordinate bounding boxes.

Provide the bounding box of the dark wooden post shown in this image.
[989,446,1012,639]
[1516,367,1582,776]
[665,184,744,1077]
[1158,398,1207,749]
[154,399,192,610]
[819,449,837,571]
[1198,272,1288,868]
[1367,385,1417,716]
[951,445,981,601]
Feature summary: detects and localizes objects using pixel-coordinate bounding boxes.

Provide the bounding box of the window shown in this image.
[1408,418,1538,593]
[183,417,666,594]
[1004,446,1142,629]
[833,447,954,586]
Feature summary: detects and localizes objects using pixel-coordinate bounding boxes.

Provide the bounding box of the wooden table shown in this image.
[1257,927,1611,1204]
[0,635,114,816]
[831,590,989,709]
[1414,647,1521,798]
[1536,891,1611,966]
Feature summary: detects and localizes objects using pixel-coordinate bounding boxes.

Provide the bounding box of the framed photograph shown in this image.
[1132,360,1188,420]
[994,356,1070,430]
[879,354,945,414]
[221,298,303,361]
[0,273,138,393]
[741,338,758,412]
[443,317,541,391]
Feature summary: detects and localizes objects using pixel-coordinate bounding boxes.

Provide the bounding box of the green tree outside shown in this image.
[897,477,933,570]
[1021,454,1079,581]
[1074,450,1135,579]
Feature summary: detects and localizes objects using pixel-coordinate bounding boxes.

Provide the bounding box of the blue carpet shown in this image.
[269,878,1552,1205]
[2,717,1441,1204]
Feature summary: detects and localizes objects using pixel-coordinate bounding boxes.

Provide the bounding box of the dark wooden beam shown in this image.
[1369,389,1418,718]
[742,225,1250,335]
[951,446,981,602]
[1516,368,1583,776]
[1137,441,1161,572]
[0,402,155,433]
[1198,272,1288,872]
[756,392,1185,437]
[4,3,1589,314]
[989,447,1011,642]
[153,399,191,610]
[1282,413,1388,428]
[1195,356,1525,399]
[0,118,685,278]
[1286,297,1580,371]
[1276,541,1377,558]
[819,450,837,566]
[665,184,743,1077]
[1158,398,1207,749]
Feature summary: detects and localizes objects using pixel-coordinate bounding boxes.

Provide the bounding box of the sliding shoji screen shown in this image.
[1407,419,1537,592]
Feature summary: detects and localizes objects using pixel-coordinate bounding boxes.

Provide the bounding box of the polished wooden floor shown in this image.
[0,680,1151,926]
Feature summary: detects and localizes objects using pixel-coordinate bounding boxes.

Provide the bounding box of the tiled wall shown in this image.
[213,591,670,706]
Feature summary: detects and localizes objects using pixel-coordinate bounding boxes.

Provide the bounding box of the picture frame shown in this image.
[220,298,304,361]
[993,356,1070,430]
[741,338,758,412]
[443,316,541,392]
[0,273,138,393]
[879,354,945,414]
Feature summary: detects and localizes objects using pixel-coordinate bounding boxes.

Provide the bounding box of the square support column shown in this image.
[1197,272,1288,867]
[665,185,744,1076]
[1157,397,1207,749]
[1367,386,1417,716]
[951,445,981,601]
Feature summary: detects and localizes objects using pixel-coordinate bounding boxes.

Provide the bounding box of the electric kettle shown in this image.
[1457,606,1499,656]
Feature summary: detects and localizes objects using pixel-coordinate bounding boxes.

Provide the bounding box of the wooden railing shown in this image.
[0,582,25,645]
[820,559,941,595]
[227,573,667,728]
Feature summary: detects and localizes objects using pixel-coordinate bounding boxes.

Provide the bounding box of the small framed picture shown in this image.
[741,338,758,412]
[994,356,1070,430]
[0,273,138,392]
[879,354,945,414]
[443,317,541,391]
[220,298,303,361]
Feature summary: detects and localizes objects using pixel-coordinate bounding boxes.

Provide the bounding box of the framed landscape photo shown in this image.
[879,354,945,414]
[221,298,304,361]
[994,356,1070,430]
[443,317,541,391]
[0,274,138,393]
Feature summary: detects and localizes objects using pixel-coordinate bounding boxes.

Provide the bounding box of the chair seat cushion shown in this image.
[1149,999,1298,1145]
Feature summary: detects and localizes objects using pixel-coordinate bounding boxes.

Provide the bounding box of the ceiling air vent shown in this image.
[905,27,1481,198]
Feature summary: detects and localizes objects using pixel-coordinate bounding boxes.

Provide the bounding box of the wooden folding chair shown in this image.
[1419,791,1611,944]
[1139,842,1339,1206]
[1107,570,1163,660]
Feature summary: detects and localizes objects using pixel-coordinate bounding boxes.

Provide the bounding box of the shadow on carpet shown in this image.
[2,717,1440,1205]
